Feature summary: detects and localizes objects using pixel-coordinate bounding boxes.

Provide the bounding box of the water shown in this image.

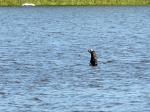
[0,6,150,112]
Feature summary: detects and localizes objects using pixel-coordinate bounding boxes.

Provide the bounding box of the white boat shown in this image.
[22,3,35,6]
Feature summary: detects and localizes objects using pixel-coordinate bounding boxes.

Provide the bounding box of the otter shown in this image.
[88,49,98,66]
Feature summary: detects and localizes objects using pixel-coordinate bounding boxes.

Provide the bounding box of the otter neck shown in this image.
[91,53,96,60]
[90,53,97,66]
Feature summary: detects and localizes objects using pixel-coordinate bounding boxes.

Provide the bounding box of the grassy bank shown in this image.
[0,0,150,6]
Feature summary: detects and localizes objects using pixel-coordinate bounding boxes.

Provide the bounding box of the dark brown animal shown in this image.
[88,49,98,66]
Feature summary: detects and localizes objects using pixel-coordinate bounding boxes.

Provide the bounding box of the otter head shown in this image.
[88,49,98,66]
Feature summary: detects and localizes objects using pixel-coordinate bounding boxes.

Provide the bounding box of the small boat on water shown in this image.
[22,3,35,6]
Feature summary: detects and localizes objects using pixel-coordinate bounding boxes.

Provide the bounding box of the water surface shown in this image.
[0,6,150,112]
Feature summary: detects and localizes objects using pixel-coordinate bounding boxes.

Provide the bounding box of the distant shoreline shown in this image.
[0,4,150,7]
[0,0,150,6]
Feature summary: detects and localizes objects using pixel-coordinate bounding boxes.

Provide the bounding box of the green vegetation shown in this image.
[0,0,150,6]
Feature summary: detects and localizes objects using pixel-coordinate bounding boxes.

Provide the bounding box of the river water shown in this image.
[0,6,150,112]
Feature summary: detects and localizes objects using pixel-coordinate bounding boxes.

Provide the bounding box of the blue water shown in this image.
[0,6,150,112]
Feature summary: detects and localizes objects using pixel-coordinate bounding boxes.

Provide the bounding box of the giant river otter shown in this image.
[88,49,98,66]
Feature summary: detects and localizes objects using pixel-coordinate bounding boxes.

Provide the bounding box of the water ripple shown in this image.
[0,6,150,112]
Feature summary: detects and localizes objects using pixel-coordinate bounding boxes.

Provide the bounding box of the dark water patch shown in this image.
[30,97,42,102]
